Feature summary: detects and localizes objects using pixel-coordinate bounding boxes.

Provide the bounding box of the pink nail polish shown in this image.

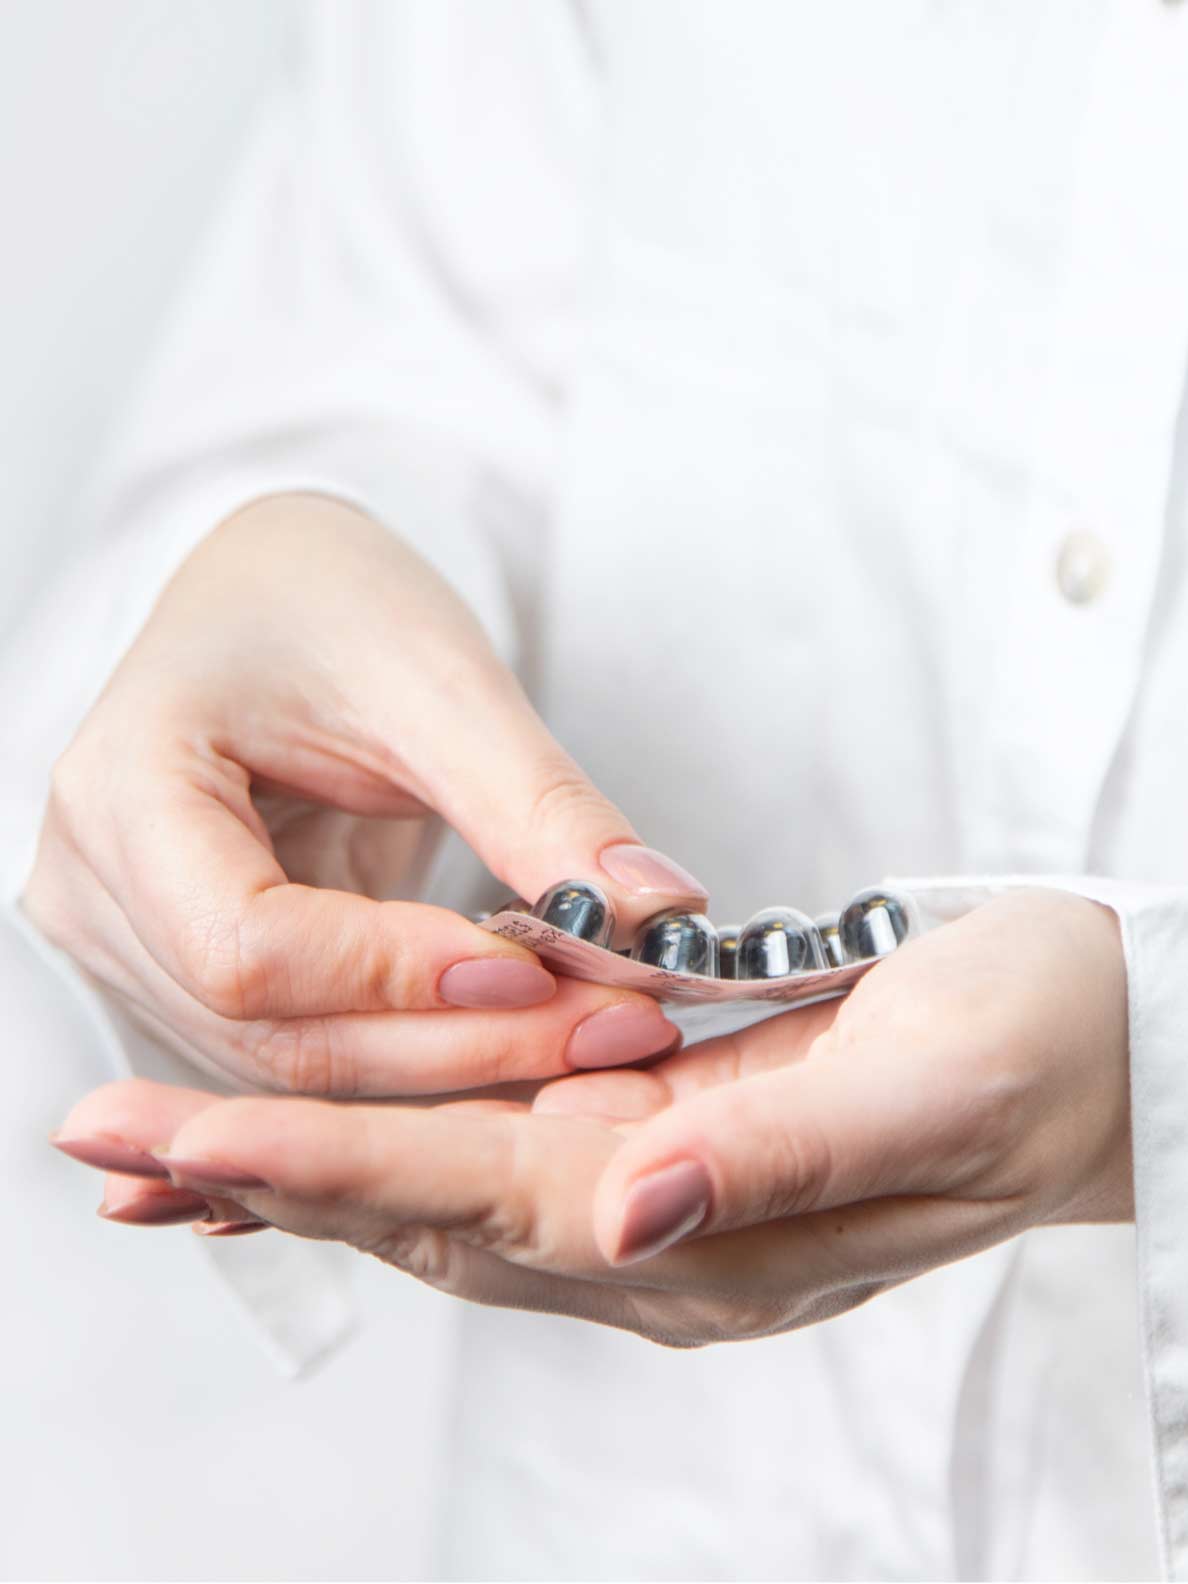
[195,1219,268,1237]
[598,843,706,899]
[153,1156,271,1191]
[51,1133,171,1180]
[566,1002,681,1070]
[615,1160,712,1264]
[438,958,555,1009]
[98,1191,211,1227]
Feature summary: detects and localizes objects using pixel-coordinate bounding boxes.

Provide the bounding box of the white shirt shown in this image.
[4,3,1188,1577]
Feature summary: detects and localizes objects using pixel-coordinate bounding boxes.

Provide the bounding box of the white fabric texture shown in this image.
[6,2,1188,1578]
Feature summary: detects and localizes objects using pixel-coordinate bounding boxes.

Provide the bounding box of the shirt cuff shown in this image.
[889,870,1188,1579]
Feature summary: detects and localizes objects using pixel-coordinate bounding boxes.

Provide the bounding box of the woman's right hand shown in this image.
[25,492,700,1105]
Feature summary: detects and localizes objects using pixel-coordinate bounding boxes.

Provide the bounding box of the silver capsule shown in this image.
[631,909,719,976]
[532,880,615,949]
[736,906,825,979]
[838,887,918,961]
[815,912,846,969]
[716,924,742,980]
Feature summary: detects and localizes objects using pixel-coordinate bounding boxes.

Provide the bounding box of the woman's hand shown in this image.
[27,493,699,1097]
[55,891,1133,1342]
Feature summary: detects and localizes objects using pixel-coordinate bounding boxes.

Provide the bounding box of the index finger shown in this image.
[156,1093,618,1277]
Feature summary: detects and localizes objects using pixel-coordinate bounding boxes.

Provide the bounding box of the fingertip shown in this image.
[164,1094,279,1169]
[603,1158,713,1266]
[55,1079,224,1162]
[55,1077,158,1140]
[597,843,708,905]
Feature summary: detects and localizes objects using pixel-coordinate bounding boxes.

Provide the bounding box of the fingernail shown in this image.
[152,1155,272,1192]
[599,843,706,899]
[438,958,555,1009]
[614,1159,712,1264]
[195,1219,268,1237]
[566,1002,682,1070]
[51,1133,170,1180]
[98,1191,211,1227]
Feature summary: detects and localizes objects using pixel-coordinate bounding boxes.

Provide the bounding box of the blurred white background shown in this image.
[0,0,286,635]
[0,12,459,1580]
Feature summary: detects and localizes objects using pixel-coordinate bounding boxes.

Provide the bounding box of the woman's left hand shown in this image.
[54,890,1134,1342]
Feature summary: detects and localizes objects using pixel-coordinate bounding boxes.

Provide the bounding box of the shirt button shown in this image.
[1055,530,1112,606]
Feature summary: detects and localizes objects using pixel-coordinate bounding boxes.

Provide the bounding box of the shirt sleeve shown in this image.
[890,870,1188,1579]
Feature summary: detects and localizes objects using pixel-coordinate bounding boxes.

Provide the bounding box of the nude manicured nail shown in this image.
[598,843,706,899]
[614,1160,712,1264]
[51,1133,170,1179]
[565,1002,681,1070]
[195,1219,268,1238]
[98,1191,211,1227]
[438,958,555,1009]
[153,1156,272,1192]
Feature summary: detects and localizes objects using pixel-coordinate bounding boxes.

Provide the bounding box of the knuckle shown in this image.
[711,1092,833,1221]
[364,914,419,1008]
[176,906,271,1021]
[47,742,92,831]
[459,1125,540,1256]
[766,1117,834,1217]
[243,1017,355,1097]
[526,757,615,836]
[187,958,256,1021]
[367,1228,460,1288]
[465,1025,532,1087]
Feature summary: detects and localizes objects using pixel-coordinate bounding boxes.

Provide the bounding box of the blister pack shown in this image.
[480,881,919,1042]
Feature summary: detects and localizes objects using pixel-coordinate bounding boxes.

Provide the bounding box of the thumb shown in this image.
[407,660,707,939]
[592,1017,949,1265]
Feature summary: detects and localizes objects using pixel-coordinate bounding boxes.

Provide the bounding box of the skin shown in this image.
[56,890,1134,1347]
[26,493,703,1097]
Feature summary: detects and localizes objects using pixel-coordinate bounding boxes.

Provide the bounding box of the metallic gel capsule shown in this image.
[532,880,615,949]
[838,888,918,961]
[631,910,719,976]
[736,906,825,979]
[815,912,846,969]
[716,924,742,980]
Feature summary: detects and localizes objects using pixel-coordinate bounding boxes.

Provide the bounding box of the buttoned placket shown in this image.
[962,1,1188,879]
